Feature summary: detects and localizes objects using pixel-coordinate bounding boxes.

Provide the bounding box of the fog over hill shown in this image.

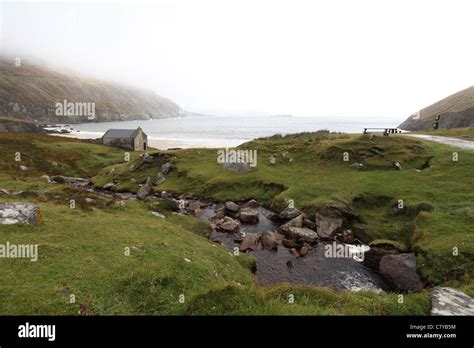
[0,57,183,125]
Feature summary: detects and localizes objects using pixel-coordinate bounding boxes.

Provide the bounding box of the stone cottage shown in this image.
[102,127,148,151]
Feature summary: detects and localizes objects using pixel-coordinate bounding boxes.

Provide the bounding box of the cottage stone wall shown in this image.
[133,129,148,151]
[103,137,135,151]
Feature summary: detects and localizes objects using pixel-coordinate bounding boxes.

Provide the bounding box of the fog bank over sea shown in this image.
[63,115,400,149]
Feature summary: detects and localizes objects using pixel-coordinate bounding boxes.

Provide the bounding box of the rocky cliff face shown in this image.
[0,57,183,124]
[399,86,474,131]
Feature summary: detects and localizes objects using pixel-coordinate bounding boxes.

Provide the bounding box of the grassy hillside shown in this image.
[0,57,181,124]
[0,132,472,315]
[399,86,474,131]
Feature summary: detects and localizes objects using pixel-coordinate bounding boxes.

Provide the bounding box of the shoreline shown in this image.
[48,132,247,150]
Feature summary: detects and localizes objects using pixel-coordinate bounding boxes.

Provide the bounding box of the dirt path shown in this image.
[403,134,474,150]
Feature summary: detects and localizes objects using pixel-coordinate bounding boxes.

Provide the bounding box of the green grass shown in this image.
[0,132,472,315]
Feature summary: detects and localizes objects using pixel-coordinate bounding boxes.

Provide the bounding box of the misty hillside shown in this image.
[399,86,474,131]
[0,57,182,124]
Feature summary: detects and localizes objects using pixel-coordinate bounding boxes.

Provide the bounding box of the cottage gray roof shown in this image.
[103,129,140,139]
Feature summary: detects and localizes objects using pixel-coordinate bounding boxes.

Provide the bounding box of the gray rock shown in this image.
[161,162,172,175]
[239,208,259,224]
[221,161,251,173]
[393,161,402,170]
[187,201,203,211]
[288,227,318,243]
[136,177,153,200]
[278,206,301,220]
[50,176,90,186]
[379,253,423,292]
[242,199,260,208]
[215,207,225,219]
[282,151,292,162]
[261,230,284,250]
[351,163,364,170]
[0,189,11,195]
[431,287,474,316]
[151,211,166,219]
[0,203,41,225]
[303,218,316,230]
[225,201,240,216]
[239,233,261,251]
[319,204,360,221]
[299,245,310,257]
[280,214,304,235]
[268,155,276,165]
[19,165,28,171]
[154,172,166,186]
[216,216,240,233]
[315,213,343,239]
[40,175,52,184]
[142,153,153,162]
[102,182,115,190]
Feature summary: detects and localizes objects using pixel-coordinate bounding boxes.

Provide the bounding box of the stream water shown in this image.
[197,205,388,292]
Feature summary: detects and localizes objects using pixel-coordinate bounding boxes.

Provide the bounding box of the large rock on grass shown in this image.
[431,287,474,316]
[379,253,423,292]
[154,172,166,186]
[136,177,153,200]
[160,162,172,175]
[0,203,42,225]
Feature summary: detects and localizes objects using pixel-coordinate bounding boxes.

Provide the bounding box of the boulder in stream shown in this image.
[261,230,284,250]
[216,216,240,233]
[280,214,304,235]
[278,206,301,220]
[379,253,423,292]
[225,201,240,217]
[240,233,261,251]
[288,227,318,244]
[239,207,259,224]
[315,213,343,240]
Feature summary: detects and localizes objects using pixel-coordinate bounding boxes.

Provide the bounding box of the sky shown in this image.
[1,0,473,121]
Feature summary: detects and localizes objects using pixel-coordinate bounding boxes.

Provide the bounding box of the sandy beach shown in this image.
[48,131,236,150]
